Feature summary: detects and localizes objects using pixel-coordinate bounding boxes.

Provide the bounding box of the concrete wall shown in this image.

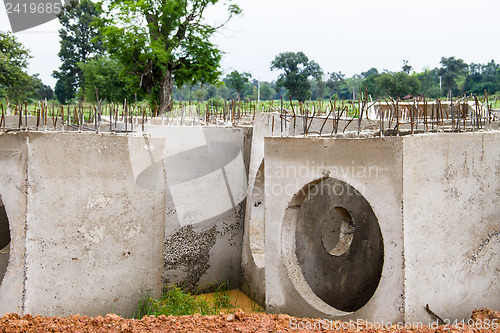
[263,132,499,323]
[0,132,166,317]
[139,126,251,292]
[241,113,279,304]
[2,115,64,130]
[0,133,28,315]
[0,124,496,320]
[402,132,500,322]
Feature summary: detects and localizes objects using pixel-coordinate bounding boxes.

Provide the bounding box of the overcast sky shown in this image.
[1,0,500,88]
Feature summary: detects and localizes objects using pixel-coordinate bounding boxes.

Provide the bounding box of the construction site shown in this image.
[0,96,498,327]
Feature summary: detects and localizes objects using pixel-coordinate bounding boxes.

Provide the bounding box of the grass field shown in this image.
[1,93,499,125]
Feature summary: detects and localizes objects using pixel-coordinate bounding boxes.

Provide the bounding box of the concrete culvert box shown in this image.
[0,132,166,317]
[266,136,404,322]
[265,132,500,323]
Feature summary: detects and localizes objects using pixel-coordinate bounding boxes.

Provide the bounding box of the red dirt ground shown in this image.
[0,308,498,333]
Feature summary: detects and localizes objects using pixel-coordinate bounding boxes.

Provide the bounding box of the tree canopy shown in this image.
[53,0,104,103]
[375,72,420,98]
[224,70,251,99]
[96,0,241,111]
[438,56,468,94]
[79,57,135,102]
[271,51,323,102]
[0,31,32,99]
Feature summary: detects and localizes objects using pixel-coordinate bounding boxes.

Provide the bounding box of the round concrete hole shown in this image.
[294,178,384,313]
[0,194,10,283]
[321,206,355,256]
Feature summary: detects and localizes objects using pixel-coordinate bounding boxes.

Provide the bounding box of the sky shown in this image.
[1,0,500,88]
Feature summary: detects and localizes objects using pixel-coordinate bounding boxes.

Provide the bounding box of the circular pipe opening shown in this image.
[283,178,384,314]
[321,206,355,256]
[0,194,10,283]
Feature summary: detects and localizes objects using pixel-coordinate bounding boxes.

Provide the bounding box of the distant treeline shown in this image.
[171,57,500,103]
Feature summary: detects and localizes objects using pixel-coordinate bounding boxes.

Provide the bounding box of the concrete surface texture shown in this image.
[137,125,251,292]
[241,113,283,305]
[402,132,500,322]
[0,133,28,315]
[0,120,498,322]
[264,132,499,323]
[1,115,64,130]
[0,132,166,317]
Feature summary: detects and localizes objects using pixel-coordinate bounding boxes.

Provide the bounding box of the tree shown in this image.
[0,31,32,99]
[30,74,54,100]
[53,0,104,100]
[97,0,241,112]
[361,67,378,78]
[259,82,273,100]
[313,79,327,100]
[463,60,499,95]
[270,51,323,102]
[375,72,420,98]
[327,71,350,99]
[438,57,468,94]
[54,79,74,104]
[206,84,217,99]
[402,60,412,74]
[416,68,441,98]
[224,70,251,99]
[217,84,229,100]
[79,57,135,102]
[192,88,206,101]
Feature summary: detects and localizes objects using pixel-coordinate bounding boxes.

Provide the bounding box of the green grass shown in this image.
[133,286,215,318]
[132,282,237,319]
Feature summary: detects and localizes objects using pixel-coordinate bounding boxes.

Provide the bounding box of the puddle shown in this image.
[197,289,264,314]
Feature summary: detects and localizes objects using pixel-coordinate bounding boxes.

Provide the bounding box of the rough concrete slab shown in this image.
[402,132,500,323]
[240,113,280,305]
[0,126,251,316]
[241,112,400,307]
[0,133,29,315]
[0,132,166,317]
[141,126,250,292]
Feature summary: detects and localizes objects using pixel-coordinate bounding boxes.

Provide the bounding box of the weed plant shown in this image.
[133,282,237,318]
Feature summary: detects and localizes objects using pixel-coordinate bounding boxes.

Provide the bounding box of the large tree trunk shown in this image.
[159,69,174,113]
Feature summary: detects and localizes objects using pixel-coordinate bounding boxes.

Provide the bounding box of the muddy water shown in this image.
[198,289,264,314]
